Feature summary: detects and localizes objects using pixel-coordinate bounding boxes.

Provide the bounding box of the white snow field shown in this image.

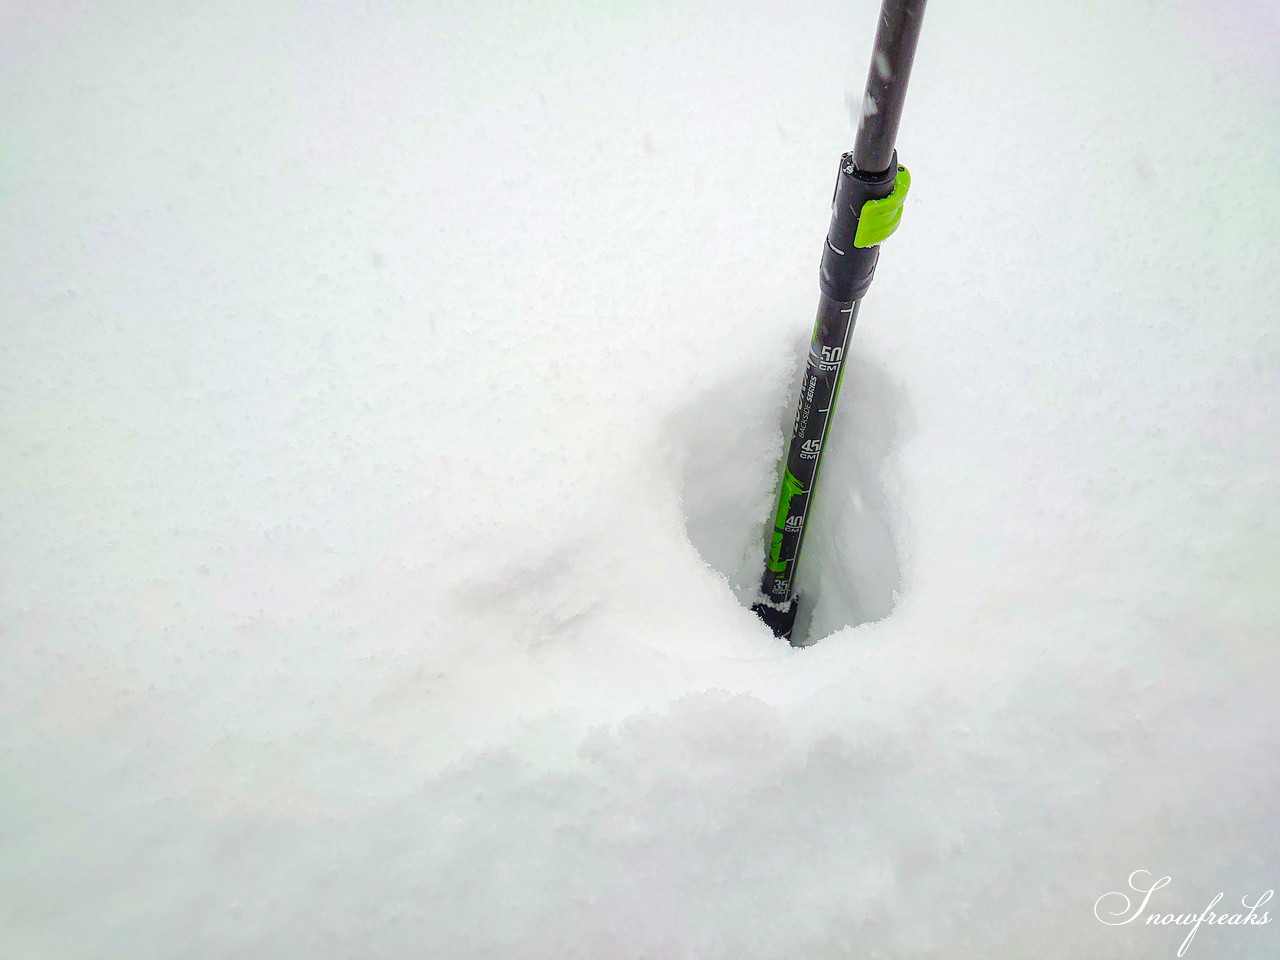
[3,0,1278,957]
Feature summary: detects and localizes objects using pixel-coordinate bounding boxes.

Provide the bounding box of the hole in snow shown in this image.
[675,352,908,643]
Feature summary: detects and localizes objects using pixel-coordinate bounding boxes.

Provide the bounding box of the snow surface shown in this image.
[2,0,1278,957]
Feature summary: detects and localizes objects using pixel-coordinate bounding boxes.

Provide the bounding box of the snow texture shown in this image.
[2,0,1278,957]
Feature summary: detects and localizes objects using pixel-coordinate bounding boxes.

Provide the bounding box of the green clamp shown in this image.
[853,164,911,249]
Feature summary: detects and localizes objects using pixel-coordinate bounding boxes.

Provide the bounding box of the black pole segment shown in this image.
[854,0,926,175]
[756,293,862,627]
[753,0,925,643]
[751,157,896,642]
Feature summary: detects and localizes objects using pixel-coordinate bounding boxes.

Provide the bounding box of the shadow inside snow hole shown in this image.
[676,350,907,644]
